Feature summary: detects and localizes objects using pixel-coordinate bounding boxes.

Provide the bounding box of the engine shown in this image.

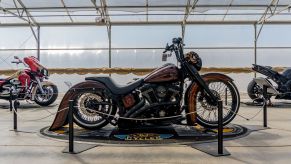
[0,79,21,98]
[139,83,181,118]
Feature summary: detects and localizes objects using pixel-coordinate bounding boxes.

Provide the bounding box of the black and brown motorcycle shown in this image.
[50,37,240,131]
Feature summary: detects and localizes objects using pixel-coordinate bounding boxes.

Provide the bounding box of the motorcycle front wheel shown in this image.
[34,84,58,106]
[188,75,240,128]
[72,90,117,130]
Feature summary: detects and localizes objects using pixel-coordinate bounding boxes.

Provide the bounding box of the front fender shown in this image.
[185,73,234,125]
[49,81,106,131]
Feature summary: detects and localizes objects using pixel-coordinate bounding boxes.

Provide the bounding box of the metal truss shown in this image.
[255,0,291,40]
[0,0,40,59]
[60,0,74,22]
[222,0,234,21]
[182,0,199,39]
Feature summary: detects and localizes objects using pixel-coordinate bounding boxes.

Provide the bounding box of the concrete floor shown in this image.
[1,97,291,164]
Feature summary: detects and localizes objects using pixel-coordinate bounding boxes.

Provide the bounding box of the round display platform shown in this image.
[41,124,249,145]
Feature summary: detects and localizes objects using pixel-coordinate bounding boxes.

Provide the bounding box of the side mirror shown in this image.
[14,56,19,59]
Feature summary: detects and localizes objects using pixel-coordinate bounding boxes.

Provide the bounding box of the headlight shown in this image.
[185,51,202,71]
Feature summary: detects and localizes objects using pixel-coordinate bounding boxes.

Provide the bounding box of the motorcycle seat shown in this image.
[85,76,144,95]
[0,78,7,81]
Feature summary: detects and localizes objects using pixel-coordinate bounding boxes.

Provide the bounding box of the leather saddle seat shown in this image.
[85,76,144,95]
[0,77,7,81]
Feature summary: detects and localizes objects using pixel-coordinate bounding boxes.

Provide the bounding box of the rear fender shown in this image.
[49,81,106,131]
[185,73,233,125]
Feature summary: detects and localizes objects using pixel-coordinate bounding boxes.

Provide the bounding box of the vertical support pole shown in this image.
[217,100,223,155]
[181,24,185,41]
[254,24,257,78]
[180,24,185,66]
[108,25,112,69]
[263,85,268,127]
[37,26,40,61]
[9,90,12,112]
[68,100,74,153]
[13,100,18,131]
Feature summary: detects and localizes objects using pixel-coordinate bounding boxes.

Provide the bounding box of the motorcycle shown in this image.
[50,37,240,131]
[248,64,291,102]
[0,56,58,106]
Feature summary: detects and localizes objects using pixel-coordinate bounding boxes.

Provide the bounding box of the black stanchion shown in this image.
[68,100,74,152]
[63,100,98,154]
[9,89,18,131]
[9,90,12,112]
[217,100,224,154]
[263,85,268,128]
[190,100,230,156]
[13,100,18,131]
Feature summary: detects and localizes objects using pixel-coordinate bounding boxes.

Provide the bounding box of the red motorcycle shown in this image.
[0,56,58,106]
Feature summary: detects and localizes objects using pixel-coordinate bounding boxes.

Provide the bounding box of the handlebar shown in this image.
[163,37,183,53]
[162,37,185,63]
[11,61,22,64]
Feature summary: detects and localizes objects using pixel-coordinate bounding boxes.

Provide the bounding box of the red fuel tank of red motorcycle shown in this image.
[144,63,180,83]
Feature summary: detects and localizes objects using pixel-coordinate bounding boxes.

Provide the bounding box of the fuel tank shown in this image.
[144,63,180,83]
[282,68,291,79]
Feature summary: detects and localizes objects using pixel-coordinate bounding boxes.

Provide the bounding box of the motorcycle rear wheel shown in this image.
[72,90,117,130]
[247,79,271,103]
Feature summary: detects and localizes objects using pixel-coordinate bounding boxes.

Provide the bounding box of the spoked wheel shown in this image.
[195,80,240,128]
[187,75,240,128]
[34,85,58,106]
[73,91,117,130]
[247,79,265,103]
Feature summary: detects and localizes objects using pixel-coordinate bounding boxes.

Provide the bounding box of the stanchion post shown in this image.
[263,85,268,127]
[9,90,12,112]
[63,98,98,154]
[187,99,230,156]
[68,100,74,153]
[13,100,18,131]
[218,100,223,155]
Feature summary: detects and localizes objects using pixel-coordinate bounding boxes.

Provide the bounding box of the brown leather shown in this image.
[186,73,233,125]
[49,81,106,131]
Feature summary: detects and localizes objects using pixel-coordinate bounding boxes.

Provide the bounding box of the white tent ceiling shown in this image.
[0,0,290,26]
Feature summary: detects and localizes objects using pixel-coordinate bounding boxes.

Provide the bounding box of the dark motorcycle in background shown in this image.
[0,56,58,106]
[50,37,240,131]
[248,64,291,102]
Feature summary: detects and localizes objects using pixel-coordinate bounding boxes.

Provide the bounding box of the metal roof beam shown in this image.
[1,20,291,27]
[222,0,234,21]
[182,0,198,39]
[3,5,291,11]
[183,0,199,24]
[15,0,38,26]
[15,0,39,42]
[60,0,74,22]
[256,0,291,40]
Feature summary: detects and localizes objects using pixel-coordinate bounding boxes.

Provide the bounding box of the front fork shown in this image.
[186,64,218,105]
[35,77,45,94]
[26,77,44,101]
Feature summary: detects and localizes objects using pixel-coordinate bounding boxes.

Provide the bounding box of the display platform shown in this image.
[41,124,249,145]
